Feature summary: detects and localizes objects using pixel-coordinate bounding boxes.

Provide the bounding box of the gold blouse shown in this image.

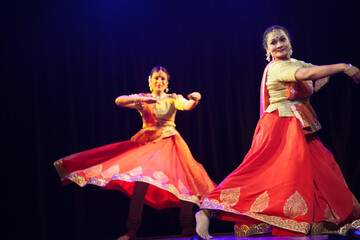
[265,59,329,134]
[130,93,187,144]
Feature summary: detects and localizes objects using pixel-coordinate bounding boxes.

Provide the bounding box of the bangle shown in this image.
[190,96,200,101]
[345,63,352,73]
[135,97,143,106]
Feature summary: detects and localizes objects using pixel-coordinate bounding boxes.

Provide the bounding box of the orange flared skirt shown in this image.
[201,111,360,236]
[54,133,216,209]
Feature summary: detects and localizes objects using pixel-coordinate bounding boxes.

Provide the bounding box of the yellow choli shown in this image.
[265,59,329,134]
[129,93,187,144]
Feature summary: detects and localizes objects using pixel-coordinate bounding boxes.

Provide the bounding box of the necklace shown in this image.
[152,93,166,99]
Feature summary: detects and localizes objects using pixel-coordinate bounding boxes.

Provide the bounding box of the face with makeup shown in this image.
[264,28,292,61]
[149,70,169,95]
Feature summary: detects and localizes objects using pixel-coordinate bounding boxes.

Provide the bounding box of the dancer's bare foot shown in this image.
[117,232,135,240]
[195,211,212,239]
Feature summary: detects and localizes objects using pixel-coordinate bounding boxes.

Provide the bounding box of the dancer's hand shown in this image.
[140,97,159,104]
[345,64,360,84]
[188,92,202,101]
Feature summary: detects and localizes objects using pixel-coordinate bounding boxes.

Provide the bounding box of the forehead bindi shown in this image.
[268,30,287,41]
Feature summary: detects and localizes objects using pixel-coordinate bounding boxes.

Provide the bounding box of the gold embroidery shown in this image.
[84,165,102,178]
[201,198,311,234]
[201,198,227,211]
[353,195,360,218]
[54,159,68,180]
[234,223,272,237]
[311,219,360,235]
[63,171,201,206]
[67,172,87,186]
[178,179,190,194]
[247,212,310,234]
[324,204,341,224]
[153,171,169,183]
[283,191,308,219]
[100,165,120,179]
[250,191,269,213]
[127,167,143,177]
[88,177,107,186]
[220,188,240,207]
[202,195,360,236]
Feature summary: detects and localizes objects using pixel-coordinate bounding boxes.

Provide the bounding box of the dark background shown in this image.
[1,0,360,239]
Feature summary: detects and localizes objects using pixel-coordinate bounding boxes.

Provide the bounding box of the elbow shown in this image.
[115,97,122,106]
[184,102,198,111]
[295,68,322,81]
[295,68,310,81]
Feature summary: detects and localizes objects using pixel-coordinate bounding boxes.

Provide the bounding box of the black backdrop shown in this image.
[1,0,360,239]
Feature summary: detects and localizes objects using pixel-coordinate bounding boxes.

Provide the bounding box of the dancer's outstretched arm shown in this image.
[295,63,360,83]
[183,92,202,111]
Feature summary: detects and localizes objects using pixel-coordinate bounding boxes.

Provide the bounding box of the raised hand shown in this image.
[188,92,202,101]
[345,65,360,84]
[140,96,159,104]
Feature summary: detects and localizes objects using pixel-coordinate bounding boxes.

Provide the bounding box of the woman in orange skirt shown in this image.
[195,25,360,239]
[54,66,216,240]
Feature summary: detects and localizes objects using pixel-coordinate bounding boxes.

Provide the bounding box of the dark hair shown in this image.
[262,25,291,49]
[149,66,170,81]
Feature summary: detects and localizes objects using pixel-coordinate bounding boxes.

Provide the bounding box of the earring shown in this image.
[266,51,271,62]
[148,80,153,92]
[165,87,169,93]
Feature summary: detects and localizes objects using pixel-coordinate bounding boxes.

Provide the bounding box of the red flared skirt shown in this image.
[54,134,216,209]
[201,111,360,236]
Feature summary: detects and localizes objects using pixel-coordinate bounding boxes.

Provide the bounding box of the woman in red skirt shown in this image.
[54,66,216,240]
[195,25,360,239]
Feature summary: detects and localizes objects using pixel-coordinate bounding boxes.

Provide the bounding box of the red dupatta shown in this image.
[259,61,275,117]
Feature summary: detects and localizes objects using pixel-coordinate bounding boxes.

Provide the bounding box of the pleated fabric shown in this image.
[201,111,360,236]
[55,133,216,209]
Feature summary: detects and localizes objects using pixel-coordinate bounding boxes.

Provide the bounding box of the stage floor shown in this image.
[134,234,332,240]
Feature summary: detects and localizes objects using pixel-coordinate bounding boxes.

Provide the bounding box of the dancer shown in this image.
[195,25,360,239]
[54,66,216,240]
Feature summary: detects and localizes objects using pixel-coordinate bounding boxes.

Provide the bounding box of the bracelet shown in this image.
[345,63,352,73]
[190,96,200,101]
[133,97,142,105]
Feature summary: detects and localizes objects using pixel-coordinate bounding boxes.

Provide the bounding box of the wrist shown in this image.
[344,63,352,73]
[134,97,143,104]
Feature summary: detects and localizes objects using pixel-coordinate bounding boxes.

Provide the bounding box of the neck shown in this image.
[152,92,166,99]
[275,57,291,62]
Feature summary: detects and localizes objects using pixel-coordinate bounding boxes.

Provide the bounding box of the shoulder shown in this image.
[290,58,313,68]
[136,93,152,97]
[268,60,301,74]
[168,93,187,105]
[167,93,184,99]
[269,60,291,69]
[267,60,301,82]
